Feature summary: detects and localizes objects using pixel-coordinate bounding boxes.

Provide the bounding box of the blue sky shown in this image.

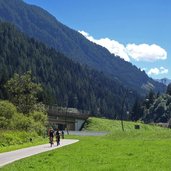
[24,0,171,79]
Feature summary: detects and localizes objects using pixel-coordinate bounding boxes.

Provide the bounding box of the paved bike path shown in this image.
[0,139,79,167]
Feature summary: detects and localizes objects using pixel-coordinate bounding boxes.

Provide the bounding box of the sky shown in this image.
[24,0,171,79]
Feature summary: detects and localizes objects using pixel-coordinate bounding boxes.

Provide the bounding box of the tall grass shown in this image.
[0,130,47,153]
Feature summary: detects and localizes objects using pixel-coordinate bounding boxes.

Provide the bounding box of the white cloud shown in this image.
[126,44,167,62]
[79,30,130,61]
[147,67,168,75]
[78,30,167,62]
[79,30,95,42]
[94,38,130,61]
[141,68,147,71]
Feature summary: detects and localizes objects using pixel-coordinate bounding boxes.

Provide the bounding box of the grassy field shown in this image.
[1,117,171,171]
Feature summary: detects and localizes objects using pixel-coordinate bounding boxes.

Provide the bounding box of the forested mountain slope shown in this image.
[0,0,166,95]
[0,22,136,118]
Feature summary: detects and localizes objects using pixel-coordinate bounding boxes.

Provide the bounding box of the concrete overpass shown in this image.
[47,106,89,131]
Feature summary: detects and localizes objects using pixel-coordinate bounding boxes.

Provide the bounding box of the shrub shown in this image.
[0,100,47,135]
[11,113,34,131]
[0,100,17,129]
[29,111,48,135]
[0,130,38,147]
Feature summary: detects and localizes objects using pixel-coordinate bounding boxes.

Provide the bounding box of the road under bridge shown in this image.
[47,106,89,131]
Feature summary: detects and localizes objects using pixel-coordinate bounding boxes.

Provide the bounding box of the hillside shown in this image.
[0,0,166,95]
[0,21,136,118]
[84,117,170,133]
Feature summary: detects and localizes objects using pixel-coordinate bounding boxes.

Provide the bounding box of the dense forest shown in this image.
[0,0,166,95]
[0,21,137,118]
[130,84,171,123]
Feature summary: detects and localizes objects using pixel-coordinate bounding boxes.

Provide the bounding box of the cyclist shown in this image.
[55,128,60,146]
[48,128,54,147]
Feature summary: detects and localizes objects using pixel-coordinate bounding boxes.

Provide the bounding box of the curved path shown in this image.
[0,139,79,167]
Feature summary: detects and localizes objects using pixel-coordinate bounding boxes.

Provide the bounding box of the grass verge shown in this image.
[0,130,48,153]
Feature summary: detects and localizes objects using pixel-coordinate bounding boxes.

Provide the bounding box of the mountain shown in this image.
[0,21,137,118]
[156,78,171,86]
[0,0,166,95]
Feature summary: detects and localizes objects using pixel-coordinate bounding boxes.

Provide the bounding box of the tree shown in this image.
[166,83,171,95]
[5,71,42,114]
[130,99,142,121]
[145,90,156,109]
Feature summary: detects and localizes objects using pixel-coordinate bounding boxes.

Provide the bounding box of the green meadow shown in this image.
[1,117,171,171]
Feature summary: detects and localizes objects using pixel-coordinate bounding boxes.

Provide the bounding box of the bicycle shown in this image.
[49,136,54,147]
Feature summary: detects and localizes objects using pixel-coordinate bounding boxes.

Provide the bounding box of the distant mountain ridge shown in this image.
[156,78,171,86]
[0,0,166,95]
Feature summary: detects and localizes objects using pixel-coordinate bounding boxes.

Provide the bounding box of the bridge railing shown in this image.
[47,105,90,114]
[46,105,90,119]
